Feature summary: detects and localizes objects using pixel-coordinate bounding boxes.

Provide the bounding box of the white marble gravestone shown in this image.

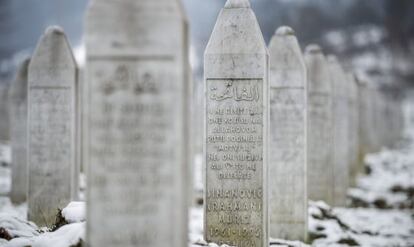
[204,1,269,246]
[346,73,360,186]
[9,58,30,204]
[327,55,350,207]
[304,45,334,205]
[28,26,77,226]
[85,0,189,246]
[268,26,307,241]
[356,77,370,166]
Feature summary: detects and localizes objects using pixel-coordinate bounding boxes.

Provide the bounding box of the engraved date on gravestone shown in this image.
[206,79,264,247]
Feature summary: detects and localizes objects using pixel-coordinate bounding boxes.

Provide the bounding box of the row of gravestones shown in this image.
[7,0,403,246]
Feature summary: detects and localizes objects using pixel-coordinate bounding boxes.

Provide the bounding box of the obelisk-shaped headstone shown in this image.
[85,1,189,246]
[28,26,77,226]
[9,58,30,204]
[346,73,360,186]
[327,55,350,207]
[305,45,334,205]
[204,1,269,246]
[356,77,370,166]
[268,26,307,241]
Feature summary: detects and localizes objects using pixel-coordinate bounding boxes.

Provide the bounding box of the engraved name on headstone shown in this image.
[268,26,307,241]
[9,58,30,204]
[204,1,269,246]
[305,45,334,205]
[28,26,77,226]
[85,0,189,246]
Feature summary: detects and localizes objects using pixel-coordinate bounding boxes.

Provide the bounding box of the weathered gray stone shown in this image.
[28,26,77,227]
[356,77,371,166]
[327,55,350,207]
[346,73,360,186]
[204,0,269,246]
[85,1,189,246]
[9,58,30,204]
[0,83,10,142]
[304,45,334,205]
[268,26,307,241]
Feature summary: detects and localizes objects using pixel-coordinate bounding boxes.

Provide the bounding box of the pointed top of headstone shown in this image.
[327,54,348,95]
[224,0,251,8]
[45,26,64,36]
[304,45,331,93]
[205,0,267,56]
[29,26,77,87]
[275,26,295,36]
[269,26,305,88]
[305,44,322,54]
[9,58,30,103]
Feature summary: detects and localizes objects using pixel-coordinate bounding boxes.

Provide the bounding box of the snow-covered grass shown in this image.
[348,145,414,209]
[5,222,84,247]
[309,201,414,246]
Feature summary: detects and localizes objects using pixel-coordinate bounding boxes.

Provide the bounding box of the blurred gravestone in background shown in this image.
[85,0,190,246]
[328,55,350,207]
[268,26,307,241]
[305,45,334,205]
[8,58,30,204]
[27,27,77,227]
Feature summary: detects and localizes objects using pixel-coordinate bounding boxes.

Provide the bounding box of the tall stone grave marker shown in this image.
[305,45,334,205]
[356,77,370,165]
[327,55,350,206]
[204,1,269,246]
[346,73,360,185]
[28,27,77,226]
[9,58,30,204]
[85,0,189,246]
[268,26,307,241]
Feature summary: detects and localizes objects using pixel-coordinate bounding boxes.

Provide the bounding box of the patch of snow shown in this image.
[0,197,27,220]
[6,222,84,247]
[309,201,414,246]
[0,214,38,239]
[0,144,11,165]
[348,142,414,209]
[61,202,85,224]
[269,238,309,246]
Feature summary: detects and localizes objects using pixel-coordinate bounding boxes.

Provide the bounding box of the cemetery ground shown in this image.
[0,132,412,247]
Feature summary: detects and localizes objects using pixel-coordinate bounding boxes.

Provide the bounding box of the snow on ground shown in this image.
[348,144,414,209]
[5,222,84,247]
[61,202,85,224]
[309,201,414,246]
